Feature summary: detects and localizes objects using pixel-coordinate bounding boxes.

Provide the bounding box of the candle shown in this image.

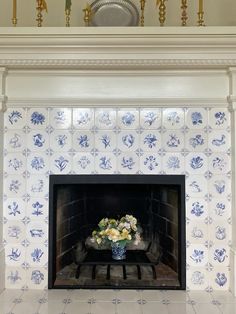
[65,0,72,11]
[13,0,17,19]
[199,0,203,12]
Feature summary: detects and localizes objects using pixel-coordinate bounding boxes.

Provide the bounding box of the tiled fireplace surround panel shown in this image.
[2,106,231,291]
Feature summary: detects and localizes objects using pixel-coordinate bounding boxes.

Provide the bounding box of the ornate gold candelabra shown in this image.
[83,3,92,26]
[159,0,166,26]
[140,0,146,27]
[65,9,71,27]
[12,0,17,26]
[181,0,188,26]
[197,0,205,26]
[36,0,47,27]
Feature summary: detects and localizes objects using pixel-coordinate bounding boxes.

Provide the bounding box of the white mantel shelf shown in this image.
[1,27,236,69]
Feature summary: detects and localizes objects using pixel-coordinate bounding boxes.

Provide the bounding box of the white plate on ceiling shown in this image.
[89,0,139,27]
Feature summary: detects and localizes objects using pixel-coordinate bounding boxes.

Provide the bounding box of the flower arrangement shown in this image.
[91,214,141,247]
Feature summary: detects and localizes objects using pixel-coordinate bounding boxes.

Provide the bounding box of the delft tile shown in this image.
[92,289,118,301]
[73,153,94,174]
[209,246,229,267]
[26,267,48,290]
[27,108,49,129]
[117,130,139,152]
[117,152,139,174]
[208,130,231,152]
[208,153,230,174]
[187,268,209,291]
[185,130,208,152]
[50,130,72,152]
[209,222,229,244]
[186,175,208,198]
[4,221,26,244]
[186,198,208,220]
[116,290,142,301]
[140,153,161,174]
[4,198,26,221]
[140,130,161,152]
[95,153,116,174]
[162,153,184,174]
[26,244,48,267]
[185,108,208,129]
[70,289,93,301]
[187,221,208,244]
[95,108,117,129]
[5,266,26,289]
[162,130,184,152]
[26,175,49,198]
[50,153,72,174]
[142,302,169,314]
[49,108,72,129]
[26,221,48,244]
[27,130,49,151]
[141,290,164,302]
[211,291,236,303]
[187,244,208,267]
[208,176,231,199]
[26,198,48,221]
[193,303,221,314]
[140,108,162,129]
[208,198,231,220]
[95,130,117,152]
[4,130,26,152]
[27,153,49,175]
[167,303,195,314]
[117,109,139,129]
[4,153,26,175]
[161,290,189,303]
[20,289,45,303]
[162,108,185,129]
[5,244,26,266]
[5,108,27,129]
[4,175,26,198]
[90,302,116,314]
[209,267,230,291]
[185,153,208,175]
[65,301,91,314]
[209,108,230,130]
[38,301,66,314]
[73,130,94,152]
[12,301,41,314]
[73,108,94,129]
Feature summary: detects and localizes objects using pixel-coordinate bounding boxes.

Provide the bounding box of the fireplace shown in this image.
[48,174,186,289]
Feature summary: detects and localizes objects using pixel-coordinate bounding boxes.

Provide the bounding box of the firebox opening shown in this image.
[48,175,186,289]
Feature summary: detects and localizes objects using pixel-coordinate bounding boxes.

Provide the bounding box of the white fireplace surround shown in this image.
[1,27,236,292]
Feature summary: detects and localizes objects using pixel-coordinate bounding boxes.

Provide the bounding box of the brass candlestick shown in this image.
[83,4,92,26]
[197,11,205,26]
[181,0,188,26]
[159,0,166,26]
[36,0,43,27]
[140,0,146,27]
[65,9,71,27]
[12,0,17,26]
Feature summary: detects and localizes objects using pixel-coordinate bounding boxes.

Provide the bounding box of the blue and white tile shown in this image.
[209,108,230,129]
[50,153,72,174]
[187,244,208,266]
[209,246,229,266]
[140,153,161,174]
[4,130,26,152]
[50,130,72,152]
[27,130,49,151]
[4,221,25,244]
[27,108,49,129]
[186,108,208,129]
[49,108,72,129]
[117,152,139,174]
[73,153,94,174]
[26,244,48,267]
[95,130,117,152]
[185,153,208,174]
[187,198,208,220]
[4,175,26,198]
[187,221,208,243]
[210,267,230,290]
[26,198,48,220]
[5,244,25,266]
[208,130,230,152]
[209,222,229,243]
[117,109,139,129]
[95,153,116,173]
[26,267,47,289]
[26,175,49,198]
[185,130,208,152]
[4,198,26,221]
[162,153,184,174]
[73,108,94,129]
[95,108,117,129]
[162,130,184,152]
[162,108,185,129]
[187,268,208,290]
[208,153,230,174]
[27,153,49,174]
[209,198,231,220]
[26,221,48,243]
[140,130,161,152]
[186,175,208,198]
[5,266,26,289]
[140,108,161,129]
[208,176,231,198]
[118,131,139,152]
[5,108,26,129]
[73,130,94,152]
[4,153,26,174]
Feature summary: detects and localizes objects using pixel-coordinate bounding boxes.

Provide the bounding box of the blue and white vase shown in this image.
[111,242,126,260]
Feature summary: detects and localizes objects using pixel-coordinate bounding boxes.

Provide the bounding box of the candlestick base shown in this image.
[197,11,205,26]
[12,17,17,27]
